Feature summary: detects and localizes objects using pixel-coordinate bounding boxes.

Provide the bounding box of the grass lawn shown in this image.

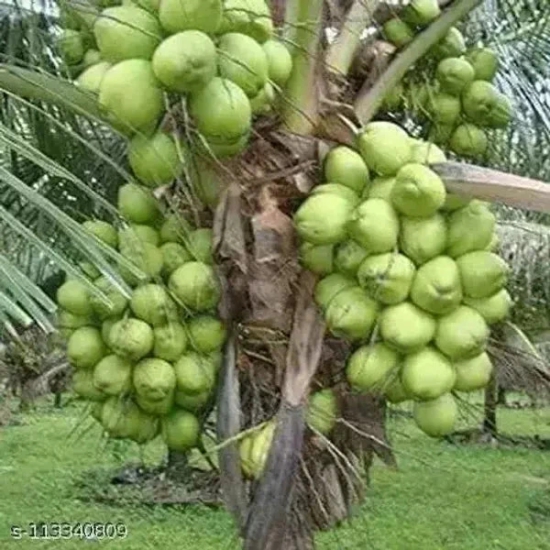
[0,395,549,549]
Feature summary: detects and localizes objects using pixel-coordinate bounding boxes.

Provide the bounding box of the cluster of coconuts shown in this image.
[55,183,227,451]
[57,0,293,161]
[295,121,513,438]
[382,0,512,159]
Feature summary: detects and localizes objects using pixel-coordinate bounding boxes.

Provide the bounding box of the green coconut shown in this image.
[79,262,101,281]
[169,261,221,312]
[67,327,106,369]
[435,305,490,360]
[357,253,416,305]
[413,393,458,437]
[128,132,182,187]
[89,276,128,319]
[93,6,161,62]
[174,352,217,394]
[310,183,360,206]
[186,228,213,264]
[99,59,163,134]
[59,6,83,31]
[466,47,499,82]
[402,0,441,26]
[248,421,276,477]
[218,32,269,98]
[410,256,462,315]
[456,251,509,299]
[462,80,500,122]
[153,322,188,361]
[463,289,512,325]
[379,302,436,354]
[57,280,92,317]
[199,132,250,159]
[160,214,193,244]
[391,163,446,218]
[82,220,118,248]
[426,92,461,126]
[136,393,174,416]
[101,397,159,443]
[175,389,211,412]
[118,183,159,225]
[187,315,227,354]
[453,352,493,392]
[381,82,404,112]
[123,225,160,246]
[485,232,500,252]
[119,242,164,285]
[486,94,512,129]
[367,176,396,201]
[57,309,94,333]
[58,29,85,65]
[101,317,120,348]
[109,318,154,361]
[449,124,488,158]
[161,242,192,275]
[325,287,379,341]
[447,200,495,257]
[399,214,447,266]
[93,354,133,396]
[348,198,400,253]
[83,49,102,67]
[152,30,217,93]
[299,242,334,275]
[250,83,275,114]
[357,122,413,176]
[428,124,455,146]
[384,374,410,404]
[323,146,370,195]
[189,77,251,144]
[401,346,456,400]
[441,193,471,212]
[432,27,466,59]
[130,283,179,326]
[383,18,415,48]
[73,369,107,401]
[294,194,355,246]
[346,343,400,393]
[436,57,475,95]
[333,241,368,277]
[262,39,292,86]
[159,0,222,34]
[219,0,273,43]
[409,140,447,165]
[314,273,357,310]
[76,61,111,93]
[133,357,176,401]
[306,389,338,435]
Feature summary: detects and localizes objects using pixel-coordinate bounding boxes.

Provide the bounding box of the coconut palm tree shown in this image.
[2,0,550,548]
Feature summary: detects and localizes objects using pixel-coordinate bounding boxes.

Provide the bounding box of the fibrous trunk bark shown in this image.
[483,373,498,437]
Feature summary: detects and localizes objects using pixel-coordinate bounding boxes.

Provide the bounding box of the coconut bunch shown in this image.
[55,184,228,451]
[295,121,513,438]
[59,0,292,159]
[381,3,512,159]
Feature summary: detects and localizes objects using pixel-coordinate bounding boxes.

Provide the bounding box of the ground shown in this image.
[0,395,549,549]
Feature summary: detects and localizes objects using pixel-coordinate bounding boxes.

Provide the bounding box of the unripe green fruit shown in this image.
[174,352,217,394]
[333,241,367,277]
[346,343,400,392]
[187,315,227,354]
[186,228,213,264]
[426,92,461,126]
[82,219,118,248]
[76,61,111,93]
[67,327,106,369]
[93,354,133,396]
[159,0,222,34]
[219,0,273,43]
[306,389,338,435]
[453,352,493,392]
[161,242,192,275]
[262,39,292,86]
[160,214,193,243]
[58,29,85,65]
[89,276,128,319]
[402,0,441,27]
[168,261,221,312]
[110,318,154,361]
[152,31,217,93]
[161,410,200,452]
[130,283,179,326]
[218,33,269,98]
[323,146,370,195]
[93,6,162,62]
[128,132,183,187]
[383,18,414,48]
[73,369,106,401]
[413,393,458,437]
[133,358,176,401]
[250,83,275,115]
[153,322,188,361]
[299,242,334,275]
[436,57,475,95]
[466,47,499,82]
[118,183,160,224]
[314,273,356,310]
[57,280,92,317]
[99,59,164,134]
[449,124,488,159]
[189,77,252,144]
[432,27,466,59]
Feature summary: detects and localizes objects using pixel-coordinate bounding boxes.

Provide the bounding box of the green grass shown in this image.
[0,396,549,549]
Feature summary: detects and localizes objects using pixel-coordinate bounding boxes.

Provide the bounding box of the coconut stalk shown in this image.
[325,0,381,79]
[281,0,325,134]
